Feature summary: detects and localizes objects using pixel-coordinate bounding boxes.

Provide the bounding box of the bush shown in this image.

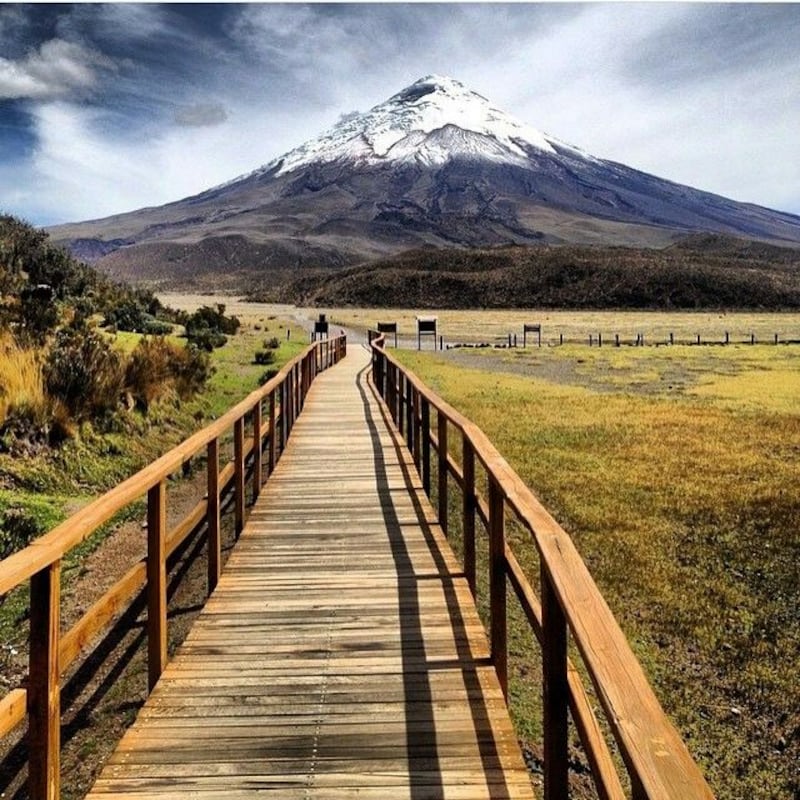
[172,344,212,399]
[264,337,281,350]
[45,328,125,422]
[142,318,173,335]
[184,304,240,350]
[103,301,147,332]
[0,507,42,560]
[186,327,227,351]
[125,338,211,410]
[259,368,279,385]
[253,349,276,365]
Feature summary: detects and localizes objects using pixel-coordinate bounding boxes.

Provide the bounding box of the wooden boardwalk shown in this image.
[86,346,535,800]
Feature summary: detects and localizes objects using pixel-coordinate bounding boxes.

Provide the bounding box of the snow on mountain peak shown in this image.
[266,75,558,177]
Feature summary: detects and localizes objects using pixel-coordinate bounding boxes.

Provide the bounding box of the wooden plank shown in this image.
[0,688,27,738]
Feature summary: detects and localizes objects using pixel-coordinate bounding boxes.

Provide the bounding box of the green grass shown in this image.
[394,343,799,800]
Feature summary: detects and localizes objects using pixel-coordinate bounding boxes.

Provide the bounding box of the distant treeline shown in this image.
[255,234,800,310]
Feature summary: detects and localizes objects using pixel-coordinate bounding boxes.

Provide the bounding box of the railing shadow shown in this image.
[354,360,513,800]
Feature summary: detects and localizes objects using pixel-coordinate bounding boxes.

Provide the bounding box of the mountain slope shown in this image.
[49,75,800,288]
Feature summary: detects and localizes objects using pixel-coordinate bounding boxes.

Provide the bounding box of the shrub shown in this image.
[0,333,73,450]
[0,507,42,560]
[0,333,45,427]
[45,328,125,422]
[125,338,211,410]
[172,344,212,399]
[259,368,279,385]
[253,349,276,365]
[142,318,173,335]
[184,304,240,350]
[265,337,281,350]
[103,301,148,332]
[186,327,227,351]
[125,337,175,410]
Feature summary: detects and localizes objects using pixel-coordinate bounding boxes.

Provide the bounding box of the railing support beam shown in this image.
[234,418,245,536]
[28,560,61,800]
[147,480,167,692]
[207,438,221,594]
[437,412,448,535]
[542,566,569,800]
[462,434,476,597]
[489,476,507,699]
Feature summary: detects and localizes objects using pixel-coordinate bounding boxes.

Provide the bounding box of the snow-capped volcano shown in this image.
[271,75,558,173]
[50,75,800,287]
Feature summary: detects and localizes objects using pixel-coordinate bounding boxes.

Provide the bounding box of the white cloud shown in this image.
[3,4,798,223]
[0,39,115,100]
[174,102,229,128]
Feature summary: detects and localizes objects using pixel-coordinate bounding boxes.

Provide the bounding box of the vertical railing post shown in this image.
[413,388,422,474]
[234,418,245,536]
[421,397,431,496]
[398,374,405,437]
[389,364,397,426]
[147,480,167,692]
[287,371,294,434]
[297,362,302,416]
[207,438,221,594]
[28,560,61,800]
[405,378,413,450]
[253,400,263,500]
[542,566,569,800]
[280,380,287,453]
[462,434,476,597]
[437,412,448,535]
[488,475,507,699]
[268,389,276,473]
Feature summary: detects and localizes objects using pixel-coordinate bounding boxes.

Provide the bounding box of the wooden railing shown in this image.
[0,334,346,800]
[368,332,714,800]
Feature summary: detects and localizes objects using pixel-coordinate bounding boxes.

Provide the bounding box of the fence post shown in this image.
[421,397,431,495]
[28,560,61,800]
[462,434,476,597]
[147,481,167,692]
[207,438,221,594]
[489,476,507,699]
[234,418,245,536]
[253,400,263,500]
[437,412,448,535]
[542,566,569,800]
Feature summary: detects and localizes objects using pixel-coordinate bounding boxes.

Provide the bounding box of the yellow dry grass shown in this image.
[0,333,46,427]
[395,343,799,800]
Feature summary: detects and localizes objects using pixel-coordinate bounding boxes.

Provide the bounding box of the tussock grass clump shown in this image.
[0,332,46,424]
[125,337,211,410]
[0,333,74,449]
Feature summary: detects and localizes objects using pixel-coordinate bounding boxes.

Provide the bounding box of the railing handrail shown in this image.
[0,333,347,800]
[368,331,714,800]
[0,336,343,596]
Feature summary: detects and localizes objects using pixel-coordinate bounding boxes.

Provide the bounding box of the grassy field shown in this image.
[388,322,799,800]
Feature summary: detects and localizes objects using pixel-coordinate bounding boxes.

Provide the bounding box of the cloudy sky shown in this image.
[1,3,798,226]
